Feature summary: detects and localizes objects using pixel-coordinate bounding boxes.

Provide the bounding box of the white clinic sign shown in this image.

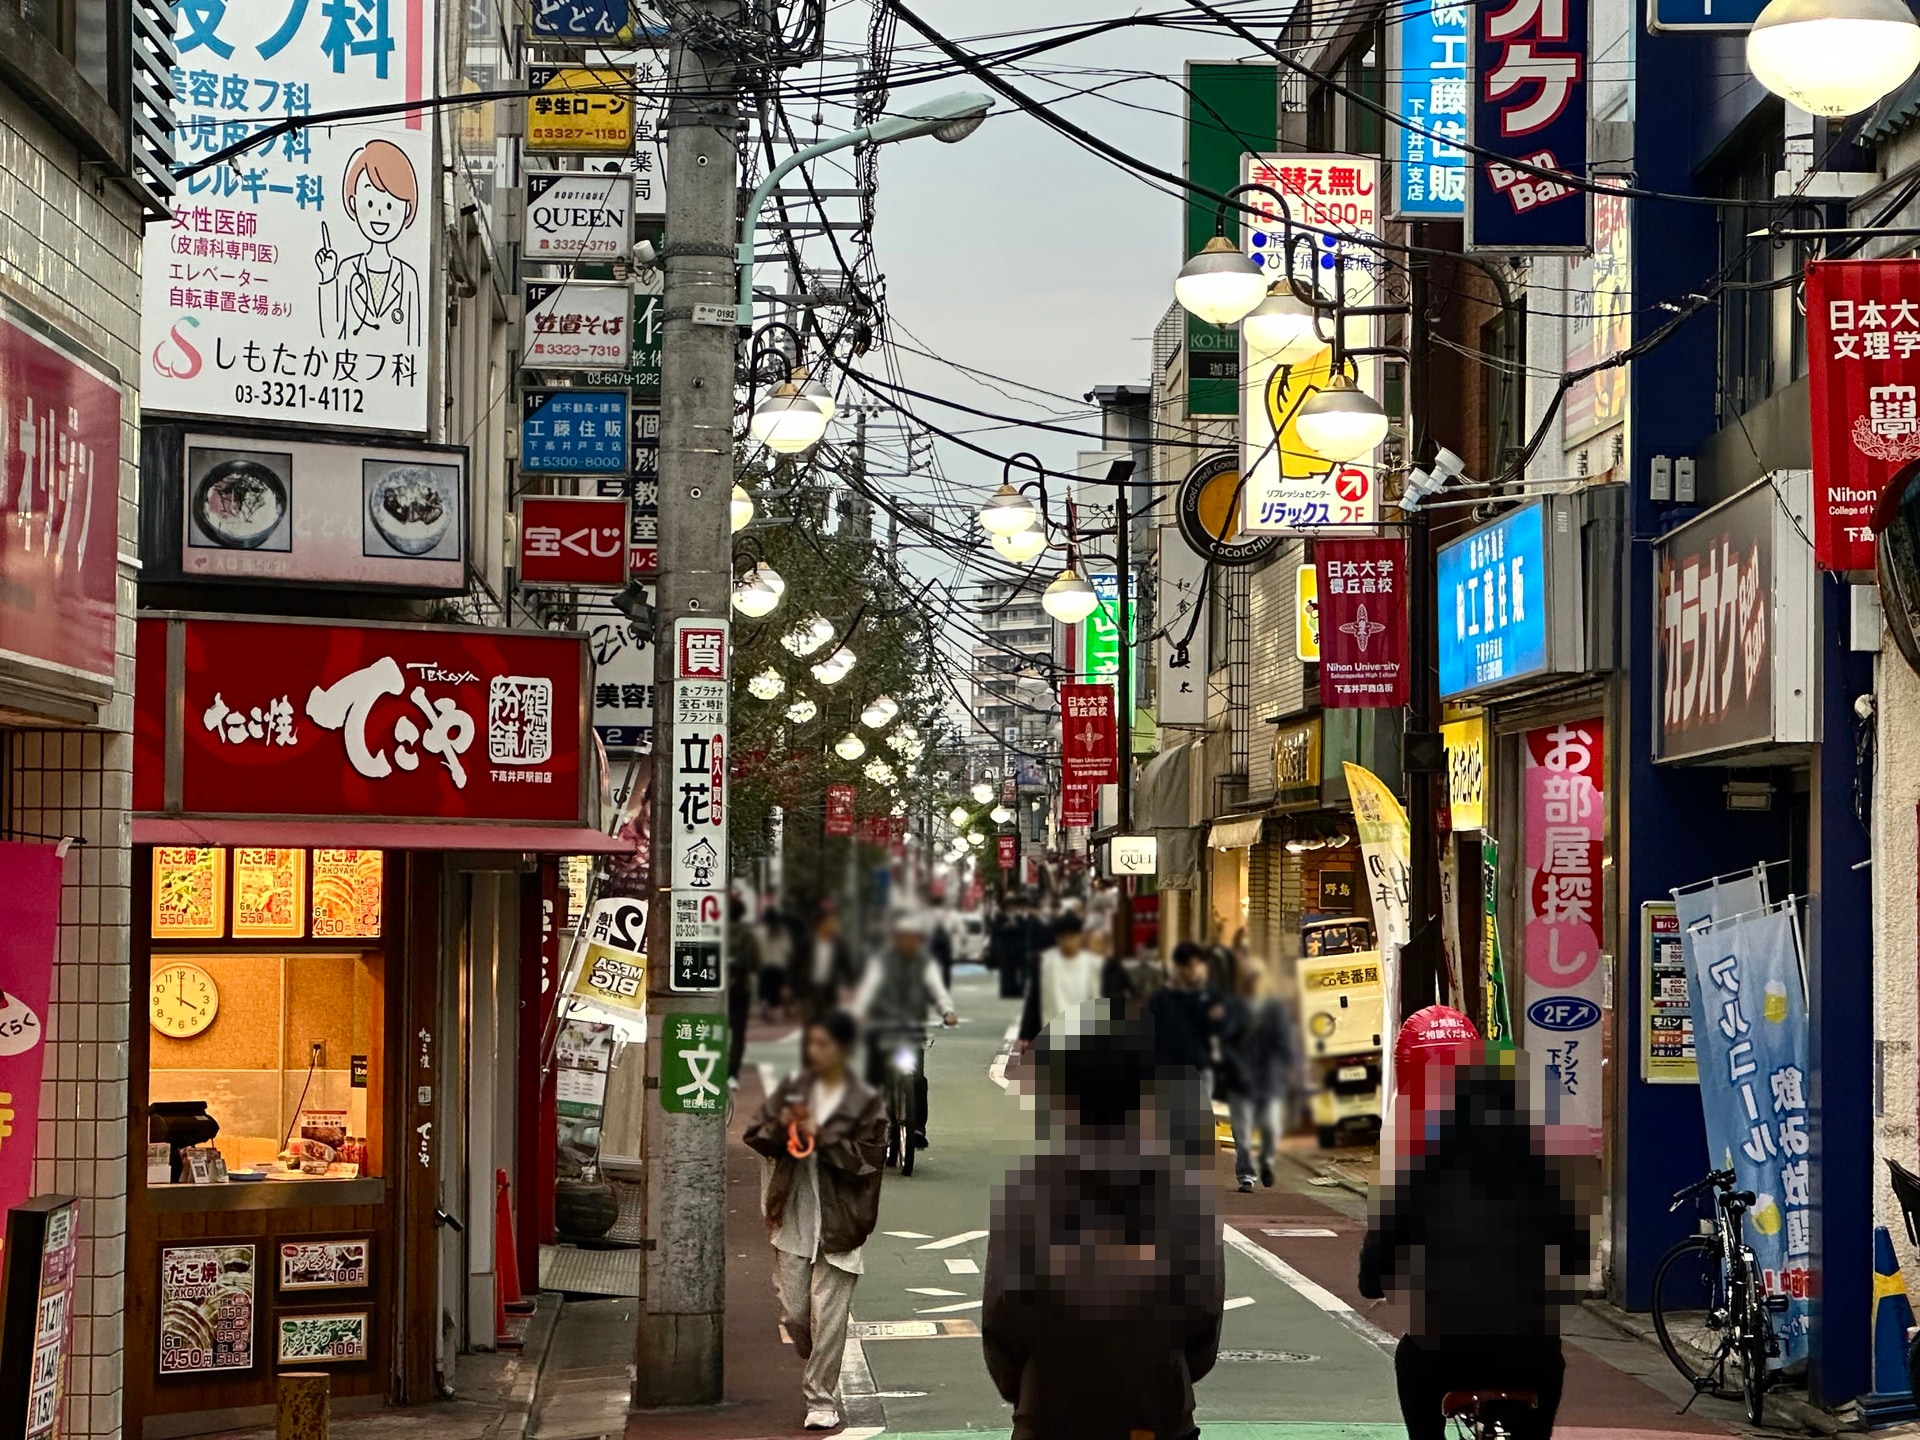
[1239,153,1383,537]
[142,0,438,435]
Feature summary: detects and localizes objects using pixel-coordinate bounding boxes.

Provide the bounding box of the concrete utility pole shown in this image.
[637,0,744,1408]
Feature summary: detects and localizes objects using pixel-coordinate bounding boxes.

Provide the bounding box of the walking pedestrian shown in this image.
[802,907,858,1021]
[743,1011,888,1431]
[930,909,956,992]
[990,897,1034,1000]
[984,1005,1225,1440]
[1021,911,1100,1043]
[1147,943,1228,1167]
[759,902,793,1021]
[1359,1053,1588,1440]
[726,896,762,1083]
[1220,958,1293,1192]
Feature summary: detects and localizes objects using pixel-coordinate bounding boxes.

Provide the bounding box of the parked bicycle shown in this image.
[1443,1388,1538,1440]
[1649,1167,1782,1425]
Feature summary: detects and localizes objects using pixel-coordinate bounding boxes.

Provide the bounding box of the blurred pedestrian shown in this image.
[803,907,858,1020]
[1220,958,1293,1192]
[1021,912,1100,1043]
[984,1004,1224,1440]
[1204,920,1239,997]
[1147,943,1228,1167]
[852,910,958,1149]
[744,1011,887,1430]
[990,897,1034,1000]
[727,896,762,1083]
[1359,1054,1588,1440]
[759,902,793,1021]
[930,910,956,991]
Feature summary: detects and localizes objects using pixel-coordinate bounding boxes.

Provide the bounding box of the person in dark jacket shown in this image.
[743,1011,889,1430]
[930,912,956,991]
[726,897,762,1082]
[799,908,859,1021]
[1146,944,1227,1167]
[990,899,1035,1000]
[984,1007,1224,1440]
[1220,958,1294,1191]
[1359,1057,1589,1440]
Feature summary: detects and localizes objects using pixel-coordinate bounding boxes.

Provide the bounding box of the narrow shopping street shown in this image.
[615,971,1759,1440]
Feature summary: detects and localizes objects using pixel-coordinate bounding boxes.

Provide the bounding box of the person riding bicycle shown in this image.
[852,908,958,1150]
[1359,1049,1589,1440]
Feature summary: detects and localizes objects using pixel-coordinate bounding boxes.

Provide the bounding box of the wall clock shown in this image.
[150,962,219,1039]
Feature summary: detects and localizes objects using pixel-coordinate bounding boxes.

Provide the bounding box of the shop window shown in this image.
[147,848,385,1185]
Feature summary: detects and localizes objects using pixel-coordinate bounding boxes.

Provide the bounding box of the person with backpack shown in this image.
[984,1005,1225,1440]
[1219,957,1294,1192]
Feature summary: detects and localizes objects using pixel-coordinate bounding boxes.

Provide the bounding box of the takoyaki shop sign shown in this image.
[144,428,467,593]
[133,615,590,825]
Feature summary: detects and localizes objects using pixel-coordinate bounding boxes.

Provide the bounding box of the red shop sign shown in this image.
[0,309,122,691]
[1061,782,1095,829]
[518,495,631,589]
[1315,537,1409,708]
[996,835,1017,872]
[825,783,856,837]
[133,614,590,825]
[1807,260,1920,571]
[1060,683,1118,785]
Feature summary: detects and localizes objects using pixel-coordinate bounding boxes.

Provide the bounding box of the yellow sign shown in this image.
[233,848,305,939]
[1272,716,1322,810]
[152,848,226,940]
[570,945,647,1017]
[1441,715,1488,832]
[526,66,634,154]
[1298,952,1385,1058]
[1343,763,1410,951]
[1296,563,1319,661]
[312,850,383,939]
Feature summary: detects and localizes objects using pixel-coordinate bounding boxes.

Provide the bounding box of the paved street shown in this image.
[630,970,1761,1440]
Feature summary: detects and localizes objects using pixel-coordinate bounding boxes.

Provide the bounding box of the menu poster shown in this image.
[555,1020,614,1121]
[311,850,384,939]
[277,1311,369,1364]
[279,1238,371,1292]
[232,848,304,939]
[158,1244,256,1374]
[21,1199,78,1440]
[152,848,226,939]
[1642,901,1698,1083]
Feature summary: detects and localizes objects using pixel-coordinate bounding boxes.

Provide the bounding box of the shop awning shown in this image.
[133,817,633,855]
[1137,742,1195,830]
[1207,816,1264,850]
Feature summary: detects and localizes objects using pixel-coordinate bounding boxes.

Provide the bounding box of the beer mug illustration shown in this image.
[1764,979,1790,1023]
[1750,1192,1784,1236]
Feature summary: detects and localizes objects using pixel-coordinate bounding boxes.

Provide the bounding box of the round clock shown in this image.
[150,962,219,1039]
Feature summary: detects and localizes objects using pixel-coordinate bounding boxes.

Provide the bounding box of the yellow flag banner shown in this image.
[1343,762,1410,1168]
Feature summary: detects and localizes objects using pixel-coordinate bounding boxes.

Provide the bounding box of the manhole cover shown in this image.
[1216,1349,1319,1363]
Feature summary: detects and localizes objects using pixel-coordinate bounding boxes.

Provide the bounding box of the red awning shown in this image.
[133,817,632,855]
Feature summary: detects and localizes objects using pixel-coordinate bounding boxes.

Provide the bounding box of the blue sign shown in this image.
[1387,2,1468,218]
[1648,0,1768,31]
[521,390,630,475]
[1468,0,1590,251]
[1436,501,1548,696]
[529,0,631,40]
[1527,996,1601,1032]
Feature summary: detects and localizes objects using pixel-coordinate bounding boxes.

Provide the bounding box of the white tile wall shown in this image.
[0,70,143,1440]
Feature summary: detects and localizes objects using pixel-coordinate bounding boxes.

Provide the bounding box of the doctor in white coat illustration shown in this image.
[316,139,424,347]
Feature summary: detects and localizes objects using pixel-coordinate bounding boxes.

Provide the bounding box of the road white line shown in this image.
[915,1299,983,1314]
[907,1287,964,1297]
[944,1257,980,1275]
[1222,1224,1396,1353]
[884,1230,933,1240]
[1262,1227,1338,1238]
[918,1229,989,1250]
[989,1019,1019,1091]
[1224,1296,1255,1311]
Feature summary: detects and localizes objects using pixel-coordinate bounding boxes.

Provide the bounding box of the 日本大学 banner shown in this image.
[1681,891,1812,1367]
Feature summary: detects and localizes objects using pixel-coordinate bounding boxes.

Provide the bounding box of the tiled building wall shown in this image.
[0,77,145,1440]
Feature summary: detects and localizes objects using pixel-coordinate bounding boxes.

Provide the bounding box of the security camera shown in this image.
[634,239,658,266]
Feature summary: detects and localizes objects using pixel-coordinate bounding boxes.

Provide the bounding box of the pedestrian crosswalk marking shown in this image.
[885,1230,934,1240]
[944,1258,979,1275]
[915,1299,983,1314]
[907,1287,965,1296]
[1225,1296,1256,1310]
[919,1229,988,1250]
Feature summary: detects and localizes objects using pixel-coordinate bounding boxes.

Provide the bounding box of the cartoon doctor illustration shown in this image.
[316,139,424,345]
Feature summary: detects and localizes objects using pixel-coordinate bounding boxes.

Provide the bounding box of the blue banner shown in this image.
[521,390,630,475]
[1677,883,1812,1367]
[1436,500,1548,697]
[1387,1,1468,218]
[1468,0,1590,251]
[529,0,631,40]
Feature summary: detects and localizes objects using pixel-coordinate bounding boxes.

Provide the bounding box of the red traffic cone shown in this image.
[494,1169,533,1349]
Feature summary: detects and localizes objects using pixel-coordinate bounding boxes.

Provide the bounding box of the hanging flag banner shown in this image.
[1520,720,1605,1156]
[1316,538,1410,708]
[1386,0,1469,218]
[1467,0,1590,252]
[1805,259,1920,571]
[0,843,62,1223]
[996,835,1017,872]
[1061,782,1095,830]
[1061,683,1119,785]
[1484,837,1514,1046]
[824,784,856,837]
[1343,763,1408,1166]
[1685,894,1813,1367]
[142,0,438,433]
[1239,154,1383,537]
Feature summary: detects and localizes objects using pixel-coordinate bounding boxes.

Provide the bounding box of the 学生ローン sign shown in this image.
[143,0,438,433]
[526,66,634,153]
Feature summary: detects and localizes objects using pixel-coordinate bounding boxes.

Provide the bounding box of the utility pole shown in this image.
[1112,461,1134,960]
[636,0,744,1408]
[1402,229,1440,1017]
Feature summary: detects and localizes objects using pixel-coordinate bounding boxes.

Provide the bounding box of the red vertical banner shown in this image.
[1315,537,1409,708]
[824,784,856,837]
[0,843,62,1219]
[1061,782,1095,829]
[1806,259,1920,572]
[1060,683,1119,784]
[996,835,1017,872]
